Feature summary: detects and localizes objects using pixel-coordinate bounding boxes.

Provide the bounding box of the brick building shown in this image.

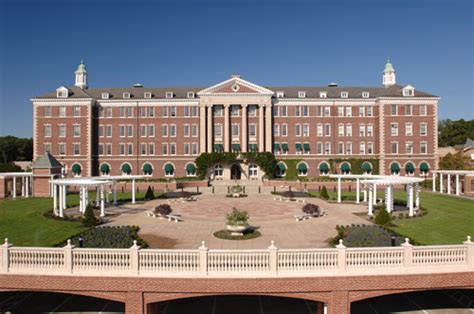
[31,60,439,180]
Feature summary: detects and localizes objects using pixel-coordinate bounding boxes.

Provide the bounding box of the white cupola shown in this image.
[75,60,88,89]
[382,58,396,88]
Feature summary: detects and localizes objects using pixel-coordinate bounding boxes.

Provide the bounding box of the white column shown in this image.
[356,178,360,204]
[432,172,436,192]
[12,177,16,199]
[224,104,230,152]
[368,185,373,216]
[59,186,64,218]
[406,184,410,208]
[95,186,100,207]
[80,186,85,213]
[373,184,377,204]
[62,185,67,210]
[258,104,264,152]
[415,183,420,208]
[106,185,110,203]
[456,174,460,195]
[447,174,451,194]
[241,104,247,152]
[84,187,88,211]
[53,184,58,215]
[199,105,207,153]
[100,185,105,217]
[385,185,391,213]
[21,177,25,197]
[25,176,29,198]
[265,104,272,152]
[113,183,117,206]
[409,183,414,217]
[207,104,213,152]
[337,177,342,203]
[363,184,367,202]
[132,179,136,204]
[439,173,443,193]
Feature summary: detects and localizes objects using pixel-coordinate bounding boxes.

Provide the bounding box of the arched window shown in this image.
[100,163,110,176]
[361,162,372,174]
[390,162,400,175]
[297,162,308,176]
[340,162,351,174]
[275,163,286,177]
[249,164,258,177]
[420,162,430,175]
[121,163,132,175]
[186,163,196,176]
[214,164,223,177]
[405,162,415,176]
[143,163,153,176]
[164,163,174,176]
[71,163,81,176]
[319,162,330,175]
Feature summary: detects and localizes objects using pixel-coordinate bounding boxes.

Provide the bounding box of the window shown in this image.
[391,123,398,136]
[359,142,366,154]
[166,91,173,99]
[187,91,195,98]
[341,91,348,98]
[317,142,323,154]
[324,106,331,117]
[169,124,176,137]
[338,124,344,136]
[391,104,398,116]
[232,124,240,137]
[140,125,147,137]
[281,124,288,137]
[359,124,365,137]
[346,142,352,155]
[420,105,427,116]
[44,143,51,153]
[144,92,152,99]
[214,106,223,117]
[170,143,176,155]
[346,106,352,117]
[320,91,327,98]
[324,124,331,136]
[403,87,414,96]
[148,107,155,118]
[127,107,133,117]
[303,105,309,116]
[120,143,125,155]
[317,124,323,137]
[248,124,256,138]
[98,106,105,118]
[391,142,398,154]
[272,106,279,117]
[192,143,198,155]
[248,105,257,116]
[127,143,133,155]
[58,125,66,137]
[231,105,240,117]
[420,123,427,136]
[58,143,66,155]
[73,125,81,137]
[249,164,258,177]
[184,106,190,117]
[105,107,112,118]
[183,124,190,137]
[191,106,198,117]
[98,125,104,137]
[184,143,190,155]
[295,106,301,117]
[338,142,344,155]
[367,142,373,154]
[303,124,309,137]
[149,143,155,155]
[405,104,412,116]
[298,91,306,98]
[101,93,109,99]
[273,124,279,137]
[140,107,147,117]
[362,92,370,98]
[163,106,168,117]
[106,143,112,155]
[120,107,126,118]
[359,106,365,117]
[119,125,126,137]
[59,106,66,117]
[127,125,133,137]
[191,124,198,137]
[57,90,68,98]
[367,124,373,137]
[44,124,51,137]
[44,106,52,117]
[406,142,413,154]
[324,142,331,154]
[405,123,413,136]
[148,124,155,137]
[214,164,224,177]
[162,143,168,155]
[214,124,222,138]
[338,106,344,117]
[420,142,428,154]
[276,91,284,98]
[73,144,80,155]
[123,92,130,99]
[367,106,373,117]
[141,143,147,155]
[316,106,322,116]
[169,106,176,117]
[73,106,81,117]
[346,124,352,137]
[295,124,301,137]
[280,106,288,117]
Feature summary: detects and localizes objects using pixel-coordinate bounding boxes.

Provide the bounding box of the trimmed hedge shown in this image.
[69,226,148,248]
[330,225,404,247]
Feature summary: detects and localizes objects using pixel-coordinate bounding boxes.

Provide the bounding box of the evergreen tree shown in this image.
[320,186,329,200]
[82,204,98,227]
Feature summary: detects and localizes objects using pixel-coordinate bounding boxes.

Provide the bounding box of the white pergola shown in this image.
[329,174,424,217]
[431,170,474,196]
[0,172,33,198]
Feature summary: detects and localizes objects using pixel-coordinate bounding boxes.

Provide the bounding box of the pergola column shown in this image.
[62,185,67,210]
[132,179,136,204]
[241,104,247,152]
[113,183,118,206]
[363,184,367,202]
[53,184,58,215]
[265,104,272,152]
[337,177,342,203]
[96,186,100,207]
[447,174,452,194]
[12,177,16,199]
[456,174,460,195]
[206,104,213,153]
[258,104,264,152]
[80,186,86,213]
[432,172,436,192]
[59,185,64,218]
[224,104,230,152]
[415,183,420,209]
[25,176,29,198]
[100,185,105,217]
[408,183,414,217]
[372,184,377,205]
[385,185,392,213]
[356,178,360,204]
[199,105,207,153]
[439,173,443,193]
[21,177,25,197]
[368,185,373,217]
[106,185,110,203]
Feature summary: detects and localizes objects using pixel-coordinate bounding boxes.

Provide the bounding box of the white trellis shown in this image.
[0,172,33,199]
[432,170,474,196]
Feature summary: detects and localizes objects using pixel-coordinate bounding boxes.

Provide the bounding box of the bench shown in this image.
[294,214,311,221]
[167,214,182,223]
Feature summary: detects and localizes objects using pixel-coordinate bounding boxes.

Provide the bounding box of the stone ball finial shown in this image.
[199,241,207,250]
[268,240,277,249]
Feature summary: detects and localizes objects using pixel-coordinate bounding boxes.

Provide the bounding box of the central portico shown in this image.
[197,75,274,154]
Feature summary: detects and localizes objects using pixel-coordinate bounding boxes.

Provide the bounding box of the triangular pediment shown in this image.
[198,76,274,96]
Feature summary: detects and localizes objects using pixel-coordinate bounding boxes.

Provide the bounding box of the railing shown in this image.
[0,238,472,277]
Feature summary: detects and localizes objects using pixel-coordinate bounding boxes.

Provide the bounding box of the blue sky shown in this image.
[0,0,472,138]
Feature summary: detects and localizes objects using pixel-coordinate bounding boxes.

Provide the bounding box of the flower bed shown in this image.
[68,226,148,248]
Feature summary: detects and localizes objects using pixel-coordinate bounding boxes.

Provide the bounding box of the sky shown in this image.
[0,0,472,138]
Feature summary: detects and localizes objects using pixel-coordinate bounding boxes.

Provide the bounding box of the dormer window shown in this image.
[341,91,348,98]
[144,92,152,99]
[56,86,68,98]
[320,91,327,98]
[101,93,109,99]
[123,92,130,99]
[276,91,285,98]
[298,91,306,98]
[402,85,415,96]
[362,92,370,98]
[187,92,195,99]
[166,91,174,99]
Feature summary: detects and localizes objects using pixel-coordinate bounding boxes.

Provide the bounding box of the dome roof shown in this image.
[75,60,87,74]
[384,59,395,73]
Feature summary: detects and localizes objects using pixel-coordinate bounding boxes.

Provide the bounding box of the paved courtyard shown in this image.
[105,190,370,249]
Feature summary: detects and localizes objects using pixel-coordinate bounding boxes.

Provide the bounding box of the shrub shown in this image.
[230,185,243,194]
[280,190,295,198]
[180,191,192,198]
[69,226,148,248]
[374,207,392,227]
[320,186,329,200]
[154,204,172,216]
[82,204,98,227]
[330,225,404,247]
[144,186,155,200]
[302,203,319,215]
[226,208,249,226]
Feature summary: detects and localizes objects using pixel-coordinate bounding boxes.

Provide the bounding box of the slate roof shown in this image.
[32,152,63,169]
[34,84,437,100]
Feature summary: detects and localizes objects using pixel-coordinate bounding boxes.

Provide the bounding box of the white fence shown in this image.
[0,238,472,277]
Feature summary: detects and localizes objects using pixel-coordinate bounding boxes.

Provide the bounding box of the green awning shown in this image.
[143,163,153,175]
[277,163,286,171]
[319,163,329,173]
[340,163,351,173]
[214,144,223,152]
[405,162,415,174]
[121,163,131,174]
[391,163,400,173]
[249,144,258,152]
[298,163,308,172]
[281,143,289,152]
[303,143,310,152]
[420,162,430,173]
[71,164,81,175]
[186,163,196,174]
[295,143,302,152]
[100,163,110,175]
[273,143,280,151]
[164,163,174,173]
[231,144,241,152]
[361,162,372,173]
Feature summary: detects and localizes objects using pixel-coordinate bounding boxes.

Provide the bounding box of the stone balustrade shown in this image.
[0,238,472,277]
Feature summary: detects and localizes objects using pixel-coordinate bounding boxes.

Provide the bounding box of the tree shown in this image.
[82,204,98,227]
[438,119,474,147]
[439,152,472,170]
[0,136,33,163]
[144,186,155,200]
[374,207,392,227]
[320,186,329,200]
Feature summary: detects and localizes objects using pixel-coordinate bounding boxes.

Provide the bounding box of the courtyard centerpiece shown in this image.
[214,208,261,240]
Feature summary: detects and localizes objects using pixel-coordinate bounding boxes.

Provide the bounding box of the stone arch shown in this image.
[119,162,133,175]
[296,161,309,176]
[318,161,330,175]
[99,162,111,176]
[141,162,154,176]
[418,160,430,175]
[361,161,373,174]
[403,161,415,176]
[339,161,351,174]
[162,162,176,177]
[390,161,401,175]
[275,161,287,177]
[70,162,83,177]
[184,162,197,176]
[350,287,474,303]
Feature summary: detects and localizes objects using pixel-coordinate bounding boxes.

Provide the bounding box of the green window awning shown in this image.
[405,162,415,174]
[273,143,280,151]
[186,163,196,174]
[391,163,400,173]
[143,163,153,175]
[249,144,258,152]
[361,162,372,173]
[295,143,302,152]
[420,162,430,173]
[100,163,110,175]
[164,163,174,173]
[340,163,351,173]
[231,144,241,152]
[319,163,329,173]
[298,162,308,172]
[121,163,131,174]
[71,164,81,175]
[281,143,289,152]
[214,144,224,152]
[277,163,286,171]
[303,143,310,152]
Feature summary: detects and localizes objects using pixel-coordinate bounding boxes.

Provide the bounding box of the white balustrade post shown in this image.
[439,173,443,193]
[456,174,460,196]
[401,238,413,267]
[408,184,414,217]
[356,178,360,204]
[198,241,208,276]
[368,186,373,217]
[447,174,451,194]
[432,172,436,192]
[132,179,136,204]
[12,177,16,199]
[1,239,12,273]
[463,236,474,267]
[63,239,75,273]
[337,177,342,203]
[336,239,346,270]
[100,185,105,217]
[129,240,141,275]
[268,241,278,276]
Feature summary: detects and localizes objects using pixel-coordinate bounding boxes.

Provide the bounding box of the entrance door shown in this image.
[230,164,241,180]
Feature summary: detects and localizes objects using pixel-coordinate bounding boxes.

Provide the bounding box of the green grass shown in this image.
[0,191,145,247]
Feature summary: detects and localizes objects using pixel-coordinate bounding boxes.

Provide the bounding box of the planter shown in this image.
[226,224,248,236]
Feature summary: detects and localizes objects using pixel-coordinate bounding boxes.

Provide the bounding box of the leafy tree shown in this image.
[438,119,474,147]
[0,136,33,163]
[0,163,22,172]
[320,186,329,200]
[439,152,472,170]
[82,204,98,227]
[154,204,172,215]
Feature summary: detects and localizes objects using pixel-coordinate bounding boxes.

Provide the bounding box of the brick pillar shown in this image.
[126,291,145,314]
[329,290,349,314]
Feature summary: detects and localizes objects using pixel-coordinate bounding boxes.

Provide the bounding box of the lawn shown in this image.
[0,191,145,247]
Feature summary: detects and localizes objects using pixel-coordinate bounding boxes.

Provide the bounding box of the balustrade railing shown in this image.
[0,237,472,277]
